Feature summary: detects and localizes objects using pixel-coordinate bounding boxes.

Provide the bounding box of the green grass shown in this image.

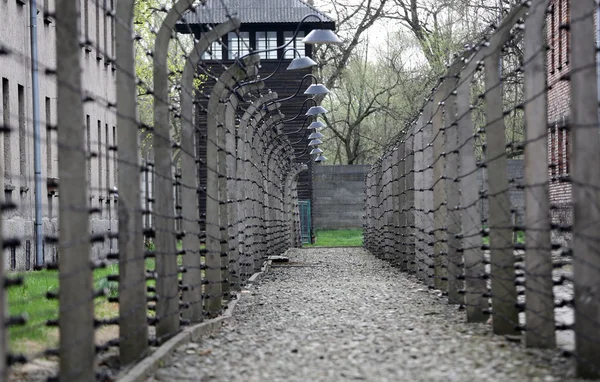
[7,264,120,355]
[304,229,364,247]
[482,230,525,246]
[6,241,204,356]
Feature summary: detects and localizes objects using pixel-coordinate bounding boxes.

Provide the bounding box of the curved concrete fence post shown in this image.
[116,0,148,365]
[257,112,284,261]
[270,145,293,254]
[432,85,449,291]
[225,81,264,291]
[483,4,527,336]
[55,0,94,378]
[570,1,600,377]
[235,89,267,285]
[249,101,282,270]
[396,139,408,271]
[457,43,490,324]
[286,163,308,248]
[390,145,401,267]
[206,54,260,315]
[283,164,295,248]
[240,93,278,277]
[404,123,416,273]
[294,164,308,247]
[262,130,292,254]
[179,18,241,323]
[292,172,302,247]
[522,0,555,349]
[153,0,196,341]
[443,61,463,306]
[276,147,296,252]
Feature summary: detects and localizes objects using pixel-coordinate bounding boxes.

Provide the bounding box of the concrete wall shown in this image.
[0,0,118,269]
[313,165,370,229]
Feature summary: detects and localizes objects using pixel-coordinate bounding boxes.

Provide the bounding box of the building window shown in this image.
[86,115,91,189]
[565,126,570,175]
[557,127,564,176]
[96,0,101,60]
[98,120,102,195]
[84,0,89,42]
[284,31,305,59]
[202,40,223,60]
[256,32,277,59]
[557,0,563,70]
[227,31,250,59]
[2,78,11,183]
[549,5,555,73]
[563,0,570,67]
[45,97,52,176]
[18,84,26,184]
[105,123,110,193]
[103,0,109,65]
[550,126,557,179]
[112,126,117,187]
[110,0,115,62]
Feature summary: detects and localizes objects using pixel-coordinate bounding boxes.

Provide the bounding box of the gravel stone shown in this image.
[146,248,582,382]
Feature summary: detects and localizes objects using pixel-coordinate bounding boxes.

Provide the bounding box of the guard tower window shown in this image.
[227,31,250,59]
[256,32,277,59]
[284,31,305,59]
[202,40,223,60]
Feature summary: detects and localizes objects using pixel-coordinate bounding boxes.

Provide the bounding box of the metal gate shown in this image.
[298,200,311,244]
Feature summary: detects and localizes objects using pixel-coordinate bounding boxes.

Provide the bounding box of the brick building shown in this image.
[0,0,118,269]
[547,0,573,224]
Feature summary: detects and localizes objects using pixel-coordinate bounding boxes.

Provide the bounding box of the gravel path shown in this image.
[147,248,580,382]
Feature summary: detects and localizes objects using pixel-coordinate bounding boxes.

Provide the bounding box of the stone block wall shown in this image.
[313,165,370,229]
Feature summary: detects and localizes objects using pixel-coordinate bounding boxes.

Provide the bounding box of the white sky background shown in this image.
[312,0,428,68]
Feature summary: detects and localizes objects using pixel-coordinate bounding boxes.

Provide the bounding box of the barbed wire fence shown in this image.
[0,0,315,379]
[364,0,600,379]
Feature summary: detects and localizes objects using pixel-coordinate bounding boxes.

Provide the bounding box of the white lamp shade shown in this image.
[303,29,343,45]
[304,84,330,95]
[308,131,324,139]
[286,56,318,70]
[308,138,323,146]
[310,147,324,155]
[309,121,326,129]
[306,106,328,116]
[314,154,328,162]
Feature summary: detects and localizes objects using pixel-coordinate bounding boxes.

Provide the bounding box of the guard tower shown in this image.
[177,0,336,242]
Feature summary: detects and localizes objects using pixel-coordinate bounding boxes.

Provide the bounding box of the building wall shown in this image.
[477,160,525,226]
[313,165,369,229]
[546,0,572,214]
[0,0,118,269]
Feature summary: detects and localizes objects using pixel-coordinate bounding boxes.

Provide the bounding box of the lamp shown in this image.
[304,83,330,95]
[306,105,328,116]
[314,154,328,162]
[308,138,323,146]
[308,131,324,140]
[303,29,343,45]
[308,121,326,129]
[287,56,318,70]
[310,147,324,155]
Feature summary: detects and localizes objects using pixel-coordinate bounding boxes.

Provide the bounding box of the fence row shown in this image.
[364,0,600,378]
[0,0,315,379]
